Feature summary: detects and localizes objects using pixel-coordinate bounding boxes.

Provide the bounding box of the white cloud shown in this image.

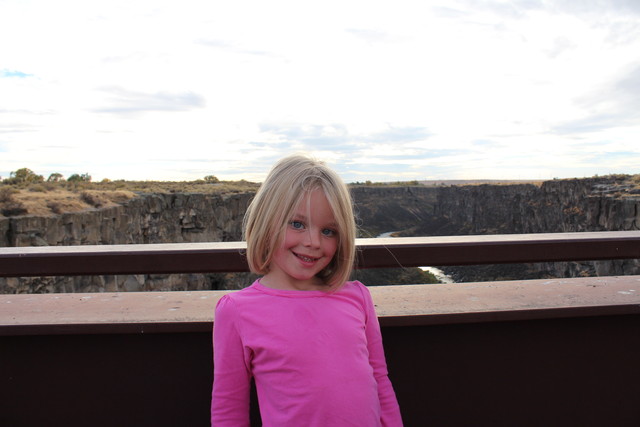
[0,0,639,182]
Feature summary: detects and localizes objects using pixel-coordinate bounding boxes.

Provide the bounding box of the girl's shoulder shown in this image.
[334,280,375,308]
[339,280,370,296]
[215,280,262,308]
[343,279,367,289]
[337,281,377,320]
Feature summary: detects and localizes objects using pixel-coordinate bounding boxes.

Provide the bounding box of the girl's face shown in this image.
[262,188,339,291]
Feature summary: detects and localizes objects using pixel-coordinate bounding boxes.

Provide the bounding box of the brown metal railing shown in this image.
[2,231,640,427]
[2,231,640,277]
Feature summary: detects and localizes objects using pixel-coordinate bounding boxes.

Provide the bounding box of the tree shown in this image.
[204,175,219,183]
[68,173,92,182]
[47,173,65,182]
[8,168,44,184]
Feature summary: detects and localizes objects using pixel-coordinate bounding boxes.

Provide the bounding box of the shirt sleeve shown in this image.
[211,294,252,427]
[358,282,404,427]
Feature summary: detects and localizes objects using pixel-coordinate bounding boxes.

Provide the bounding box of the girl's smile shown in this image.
[261,188,338,291]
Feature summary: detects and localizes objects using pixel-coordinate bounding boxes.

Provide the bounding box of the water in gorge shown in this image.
[376,231,455,284]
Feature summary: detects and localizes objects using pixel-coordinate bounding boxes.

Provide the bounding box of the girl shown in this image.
[211,155,403,426]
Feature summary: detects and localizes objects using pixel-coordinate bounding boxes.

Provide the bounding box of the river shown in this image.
[376,232,455,283]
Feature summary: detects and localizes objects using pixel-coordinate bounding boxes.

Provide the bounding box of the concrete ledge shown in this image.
[2,275,640,336]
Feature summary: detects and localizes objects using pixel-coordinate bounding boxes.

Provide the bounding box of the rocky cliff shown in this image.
[1,192,251,247]
[2,176,639,292]
[1,192,253,293]
[351,176,640,281]
[352,177,639,237]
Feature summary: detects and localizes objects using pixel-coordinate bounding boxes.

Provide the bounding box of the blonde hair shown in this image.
[243,154,356,288]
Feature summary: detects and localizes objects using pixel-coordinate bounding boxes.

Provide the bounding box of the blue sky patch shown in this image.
[0,69,32,78]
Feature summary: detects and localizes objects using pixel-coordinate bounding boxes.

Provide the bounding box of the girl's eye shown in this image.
[322,228,336,237]
[290,221,304,229]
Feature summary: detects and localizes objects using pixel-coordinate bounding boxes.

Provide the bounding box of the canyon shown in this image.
[1,175,639,292]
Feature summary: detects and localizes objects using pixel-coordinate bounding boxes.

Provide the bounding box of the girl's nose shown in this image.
[304,229,321,248]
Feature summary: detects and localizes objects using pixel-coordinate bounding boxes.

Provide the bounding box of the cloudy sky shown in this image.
[1,0,639,183]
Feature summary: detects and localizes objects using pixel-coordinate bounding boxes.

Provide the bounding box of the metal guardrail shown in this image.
[1,231,639,277]
[3,231,640,427]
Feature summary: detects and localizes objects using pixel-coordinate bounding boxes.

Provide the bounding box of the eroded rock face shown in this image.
[352,178,640,237]
[2,176,639,293]
[351,177,639,281]
[1,192,253,293]
[3,192,251,247]
[432,179,640,237]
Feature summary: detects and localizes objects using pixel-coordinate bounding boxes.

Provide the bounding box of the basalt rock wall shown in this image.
[1,192,253,293]
[352,179,639,237]
[2,177,639,292]
[435,178,640,235]
[349,186,440,236]
[351,178,640,280]
[2,192,251,247]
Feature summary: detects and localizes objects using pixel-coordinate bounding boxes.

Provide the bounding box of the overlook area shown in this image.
[2,170,640,426]
[2,232,639,426]
[1,171,639,293]
[3,2,640,424]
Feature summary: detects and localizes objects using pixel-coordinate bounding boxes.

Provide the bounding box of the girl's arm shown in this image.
[359,283,404,427]
[211,295,252,426]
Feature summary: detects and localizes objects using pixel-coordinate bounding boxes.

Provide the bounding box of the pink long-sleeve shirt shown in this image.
[211,280,403,426]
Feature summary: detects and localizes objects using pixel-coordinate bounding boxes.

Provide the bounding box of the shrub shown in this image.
[0,186,18,203]
[47,201,64,214]
[1,203,28,216]
[0,187,27,216]
[68,173,91,182]
[105,190,136,203]
[80,191,108,208]
[28,184,47,193]
[9,168,44,184]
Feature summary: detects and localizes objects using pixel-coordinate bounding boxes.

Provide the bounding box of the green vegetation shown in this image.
[67,173,92,183]
[352,267,439,285]
[47,173,64,182]
[3,168,44,185]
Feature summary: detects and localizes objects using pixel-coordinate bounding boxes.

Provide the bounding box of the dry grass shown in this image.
[86,179,260,194]
[11,189,138,216]
[1,174,638,217]
[419,179,545,187]
[0,179,260,217]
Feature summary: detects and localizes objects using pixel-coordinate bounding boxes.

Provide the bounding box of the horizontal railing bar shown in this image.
[358,230,640,268]
[1,231,639,277]
[0,241,248,277]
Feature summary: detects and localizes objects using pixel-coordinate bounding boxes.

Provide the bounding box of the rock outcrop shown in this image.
[351,176,640,281]
[1,192,253,293]
[2,192,250,247]
[2,176,639,292]
[352,177,639,237]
